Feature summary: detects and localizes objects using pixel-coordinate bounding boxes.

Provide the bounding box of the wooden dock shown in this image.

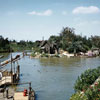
[14,91,35,100]
[14,92,28,100]
[0,65,20,87]
[0,82,35,100]
[0,53,35,100]
[0,76,12,86]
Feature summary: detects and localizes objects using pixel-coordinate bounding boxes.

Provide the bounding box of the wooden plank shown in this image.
[14,92,28,100]
[0,76,12,86]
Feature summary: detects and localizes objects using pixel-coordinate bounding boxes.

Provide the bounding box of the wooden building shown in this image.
[40,40,59,54]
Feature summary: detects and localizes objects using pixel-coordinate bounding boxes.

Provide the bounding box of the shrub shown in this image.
[70,92,88,100]
[31,52,36,57]
[74,67,100,92]
[85,80,100,100]
[41,53,49,57]
[70,66,100,100]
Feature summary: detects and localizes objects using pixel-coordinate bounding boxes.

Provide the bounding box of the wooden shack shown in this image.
[40,40,59,54]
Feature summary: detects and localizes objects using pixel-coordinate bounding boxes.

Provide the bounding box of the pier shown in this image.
[0,53,35,100]
[0,82,35,100]
[0,65,20,87]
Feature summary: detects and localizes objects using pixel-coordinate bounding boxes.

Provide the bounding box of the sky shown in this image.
[0,0,100,41]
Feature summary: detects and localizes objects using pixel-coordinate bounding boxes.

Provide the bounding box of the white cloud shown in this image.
[27,9,53,16]
[73,6,100,14]
[62,11,67,15]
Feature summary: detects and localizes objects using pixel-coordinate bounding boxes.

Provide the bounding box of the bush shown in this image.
[31,52,36,57]
[85,80,100,100]
[74,67,100,92]
[70,80,100,100]
[70,92,88,100]
[41,53,49,57]
[70,66,100,100]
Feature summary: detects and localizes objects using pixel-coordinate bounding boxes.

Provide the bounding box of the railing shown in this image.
[0,57,20,67]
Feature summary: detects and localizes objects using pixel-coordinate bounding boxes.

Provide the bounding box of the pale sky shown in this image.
[0,0,100,41]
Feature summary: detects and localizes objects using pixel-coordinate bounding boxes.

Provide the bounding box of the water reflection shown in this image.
[39,57,82,67]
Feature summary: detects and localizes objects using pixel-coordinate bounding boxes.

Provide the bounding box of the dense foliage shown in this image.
[70,66,100,100]
[10,40,35,51]
[0,36,40,52]
[74,67,100,91]
[70,92,88,100]
[85,81,100,100]
[48,27,100,53]
[0,36,10,52]
[70,80,100,100]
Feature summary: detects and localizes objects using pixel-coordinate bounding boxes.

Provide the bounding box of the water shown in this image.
[1,52,100,100]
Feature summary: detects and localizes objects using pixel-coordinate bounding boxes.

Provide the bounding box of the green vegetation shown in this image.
[0,36,10,52]
[85,81,100,100]
[30,52,36,57]
[74,67,100,91]
[10,40,36,51]
[0,35,39,52]
[0,27,100,53]
[70,80,100,100]
[70,92,88,100]
[41,53,49,57]
[70,66,100,100]
[48,27,100,53]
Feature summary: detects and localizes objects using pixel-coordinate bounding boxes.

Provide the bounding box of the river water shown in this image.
[0,52,100,100]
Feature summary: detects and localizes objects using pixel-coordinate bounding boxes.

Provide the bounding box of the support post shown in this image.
[6,88,8,99]
[29,82,31,100]
[11,53,13,83]
[17,65,20,81]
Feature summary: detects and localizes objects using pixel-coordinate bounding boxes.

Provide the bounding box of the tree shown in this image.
[48,35,61,48]
[90,36,100,48]
[0,36,10,52]
[67,41,87,54]
[59,27,76,50]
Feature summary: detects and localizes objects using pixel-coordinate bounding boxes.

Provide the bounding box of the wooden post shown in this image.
[11,53,13,83]
[13,62,15,74]
[13,74,16,83]
[17,65,20,81]
[29,82,31,100]
[23,51,25,57]
[6,88,8,99]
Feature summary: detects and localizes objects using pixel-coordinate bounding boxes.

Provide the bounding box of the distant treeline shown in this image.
[0,35,36,52]
[0,27,100,53]
[0,36,10,53]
